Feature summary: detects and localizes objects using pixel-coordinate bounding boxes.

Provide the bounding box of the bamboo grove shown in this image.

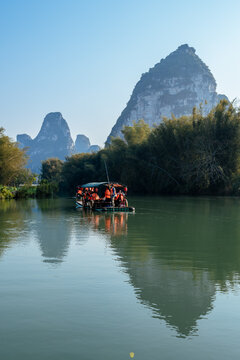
[41,100,240,196]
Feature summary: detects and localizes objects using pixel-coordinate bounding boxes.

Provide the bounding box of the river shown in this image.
[0,197,240,359]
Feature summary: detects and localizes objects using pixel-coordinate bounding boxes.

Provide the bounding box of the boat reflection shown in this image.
[82,211,128,237]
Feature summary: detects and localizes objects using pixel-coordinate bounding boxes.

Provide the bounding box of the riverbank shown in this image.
[0,183,59,199]
[0,185,37,199]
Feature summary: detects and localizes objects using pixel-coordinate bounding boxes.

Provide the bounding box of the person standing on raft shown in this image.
[104,186,111,203]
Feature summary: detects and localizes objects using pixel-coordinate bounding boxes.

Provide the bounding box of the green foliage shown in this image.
[0,185,15,199]
[36,100,240,196]
[121,119,151,146]
[41,158,63,183]
[36,180,59,198]
[12,168,37,187]
[144,99,240,194]
[0,128,28,185]
[37,158,64,197]
[15,186,37,199]
[60,152,106,194]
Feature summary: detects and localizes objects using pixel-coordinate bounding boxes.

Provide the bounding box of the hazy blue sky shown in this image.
[1,0,240,146]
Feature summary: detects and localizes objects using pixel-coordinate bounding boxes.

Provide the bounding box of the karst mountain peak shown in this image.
[107,44,228,142]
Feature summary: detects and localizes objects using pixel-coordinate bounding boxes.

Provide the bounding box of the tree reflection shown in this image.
[2,197,240,338]
[95,197,240,337]
[0,199,72,265]
[0,199,35,257]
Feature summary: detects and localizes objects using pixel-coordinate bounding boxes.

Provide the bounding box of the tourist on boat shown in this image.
[87,188,99,209]
[83,188,90,207]
[104,186,111,202]
[76,187,83,199]
[110,185,116,206]
[86,189,92,202]
[92,188,100,201]
[115,190,124,206]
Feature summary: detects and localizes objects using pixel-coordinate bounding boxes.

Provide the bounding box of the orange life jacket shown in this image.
[105,189,111,199]
[92,193,99,200]
[116,193,124,202]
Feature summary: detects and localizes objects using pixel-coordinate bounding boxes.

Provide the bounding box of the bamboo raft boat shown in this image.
[75,182,135,213]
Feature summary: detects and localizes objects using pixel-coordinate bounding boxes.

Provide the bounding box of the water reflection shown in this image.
[116,250,215,337]
[91,197,240,337]
[78,209,215,336]
[0,199,35,257]
[0,199,72,265]
[81,211,128,237]
[35,199,71,264]
[2,197,240,339]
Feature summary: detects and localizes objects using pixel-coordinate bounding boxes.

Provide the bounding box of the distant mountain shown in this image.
[73,135,100,155]
[88,145,101,153]
[107,44,228,142]
[75,134,91,153]
[17,112,100,172]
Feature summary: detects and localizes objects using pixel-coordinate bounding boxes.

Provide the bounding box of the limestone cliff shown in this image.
[107,44,228,142]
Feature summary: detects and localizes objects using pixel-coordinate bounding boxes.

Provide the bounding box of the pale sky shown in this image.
[1,0,240,147]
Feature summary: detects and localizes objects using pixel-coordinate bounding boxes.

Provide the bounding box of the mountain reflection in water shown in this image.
[82,197,240,337]
[1,197,240,340]
[83,210,215,337]
[35,200,72,264]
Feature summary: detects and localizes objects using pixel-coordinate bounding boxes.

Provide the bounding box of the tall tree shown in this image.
[40,158,64,183]
[0,128,28,185]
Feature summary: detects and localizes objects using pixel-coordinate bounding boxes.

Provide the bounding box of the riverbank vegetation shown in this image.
[0,128,43,199]
[0,128,28,185]
[2,100,240,198]
[40,100,240,196]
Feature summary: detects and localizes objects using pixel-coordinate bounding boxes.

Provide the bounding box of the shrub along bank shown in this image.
[0,184,60,200]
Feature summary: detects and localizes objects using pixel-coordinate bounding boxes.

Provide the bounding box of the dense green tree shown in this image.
[0,128,28,185]
[145,100,240,194]
[13,168,37,186]
[121,119,151,146]
[41,158,64,183]
[60,153,106,194]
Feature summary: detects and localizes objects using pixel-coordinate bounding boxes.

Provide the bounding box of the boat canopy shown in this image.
[79,182,126,188]
[80,182,108,188]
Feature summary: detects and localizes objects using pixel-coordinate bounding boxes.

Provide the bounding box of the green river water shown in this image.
[0,197,240,359]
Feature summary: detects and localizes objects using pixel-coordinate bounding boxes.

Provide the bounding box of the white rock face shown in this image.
[107,44,228,142]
